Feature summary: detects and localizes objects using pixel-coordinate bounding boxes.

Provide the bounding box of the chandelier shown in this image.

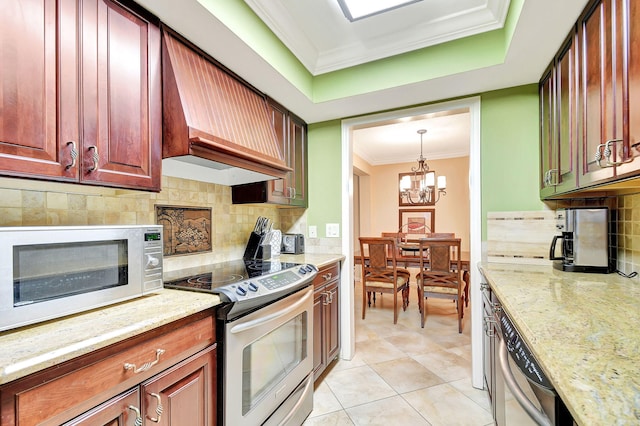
[399,129,446,205]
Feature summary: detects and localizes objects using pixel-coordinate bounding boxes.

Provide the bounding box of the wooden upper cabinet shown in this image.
[540,66,557,198]
[578,0,640,184]
[578,0,617,185]
[612,0,640,177]
[0,0,79,180]
[288,114,308,207]
[0,0,161,191]
[80,0,161,190]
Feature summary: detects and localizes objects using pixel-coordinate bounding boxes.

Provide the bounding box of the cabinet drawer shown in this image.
[10,315,215,426]
[313,263,340,288]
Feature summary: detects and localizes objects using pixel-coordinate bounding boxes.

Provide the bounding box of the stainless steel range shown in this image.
[164,259,317,426]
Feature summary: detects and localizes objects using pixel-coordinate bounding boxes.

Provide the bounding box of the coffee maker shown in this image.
[549,207,613,273]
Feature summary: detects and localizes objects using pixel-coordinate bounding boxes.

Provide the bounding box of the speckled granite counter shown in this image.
[0,289,221,385]
[479,262,640,426]
[278,253,345,269]
[0,254,344,387]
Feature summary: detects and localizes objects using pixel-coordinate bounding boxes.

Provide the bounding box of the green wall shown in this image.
[307,121,342,236]
[307,84,546,241]
[480,85,546,238]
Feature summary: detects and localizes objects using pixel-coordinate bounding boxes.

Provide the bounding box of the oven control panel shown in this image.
[499,313,554,390]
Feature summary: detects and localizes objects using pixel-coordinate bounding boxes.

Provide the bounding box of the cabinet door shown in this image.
[312,286,327,379]
[579,0,617,185]
[64,388,141,426]
[80,0,161,190]
[555,33,579,193]
[0,0,79,180]
[288,115,308,207]
[539,67,557,198]
[325,280,340,363]
[141,345,216,426]
[612,0,640,177]
[266,99,289,203]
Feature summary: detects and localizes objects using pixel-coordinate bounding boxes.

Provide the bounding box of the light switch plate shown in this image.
[326,223,340,238]
[308,225,317,238]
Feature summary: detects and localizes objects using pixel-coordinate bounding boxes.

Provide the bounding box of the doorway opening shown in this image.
[339,97,483,388]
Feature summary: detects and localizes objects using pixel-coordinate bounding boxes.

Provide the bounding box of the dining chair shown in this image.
[415,237,465,332]
[358,237,411,324]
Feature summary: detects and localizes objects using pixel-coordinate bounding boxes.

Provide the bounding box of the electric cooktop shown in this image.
[163,259,317,320]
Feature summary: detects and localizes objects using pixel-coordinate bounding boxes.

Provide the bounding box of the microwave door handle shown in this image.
[498,338,552,426]
[549,235,563,260]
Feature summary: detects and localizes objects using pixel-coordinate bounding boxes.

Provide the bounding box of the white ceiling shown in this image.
[135,0,589,164]
[244,0,510,75]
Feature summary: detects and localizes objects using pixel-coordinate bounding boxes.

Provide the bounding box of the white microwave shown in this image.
[0,225,163,331]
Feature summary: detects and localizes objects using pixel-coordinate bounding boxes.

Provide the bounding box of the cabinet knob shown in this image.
[322,273,333,281]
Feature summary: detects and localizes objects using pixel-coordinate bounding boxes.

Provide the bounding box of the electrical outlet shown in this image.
[326,223,340,238]
[308,225,317,238]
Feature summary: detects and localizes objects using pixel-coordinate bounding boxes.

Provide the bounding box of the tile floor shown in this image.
[303,280,493,426]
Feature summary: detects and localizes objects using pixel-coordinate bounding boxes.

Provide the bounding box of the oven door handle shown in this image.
[230,288,311,334]
[498,337,552,426]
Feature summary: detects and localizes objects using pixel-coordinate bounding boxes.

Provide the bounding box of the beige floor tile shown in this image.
[325,365,396,408]
[412,348,472,383]
[369,357,443,394]
[309,381,343,418]
[325,279,493,426]
[402,383,494,426]
[449,378,492,412]
[303,409,355,425]
[345,395,431,425]
[327,352,367,373]
[354,337,407,365]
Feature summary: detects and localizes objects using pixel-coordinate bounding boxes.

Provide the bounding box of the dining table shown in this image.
[354,241,471,304]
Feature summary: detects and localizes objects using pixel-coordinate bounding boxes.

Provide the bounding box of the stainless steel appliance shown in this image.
[0,225,163,331]
[482,283,574,426]
[549,207,613,273]
[164,259,317,425]
[281,233,305,254]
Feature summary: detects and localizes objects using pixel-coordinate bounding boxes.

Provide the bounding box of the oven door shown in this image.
[224,286,313,426]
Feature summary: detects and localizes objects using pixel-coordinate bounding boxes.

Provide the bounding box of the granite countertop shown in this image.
[278,253,345,269]
[0,253,345,386]
[0,289,221,385]
[479,262,640,426]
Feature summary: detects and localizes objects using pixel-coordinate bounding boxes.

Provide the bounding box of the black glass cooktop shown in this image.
[163,259,300,292]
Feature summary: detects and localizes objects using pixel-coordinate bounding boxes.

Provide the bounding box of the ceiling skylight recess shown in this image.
[337,0,423,21]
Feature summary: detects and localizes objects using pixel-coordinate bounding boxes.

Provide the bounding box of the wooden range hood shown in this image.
[161,32,290,185]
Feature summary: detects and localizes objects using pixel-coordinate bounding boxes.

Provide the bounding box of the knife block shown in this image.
[243,232,272,260]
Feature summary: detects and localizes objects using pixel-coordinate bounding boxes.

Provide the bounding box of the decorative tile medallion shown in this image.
[155,205,212,256]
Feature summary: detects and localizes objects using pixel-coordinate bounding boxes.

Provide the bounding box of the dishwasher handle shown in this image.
[498,337,552,426]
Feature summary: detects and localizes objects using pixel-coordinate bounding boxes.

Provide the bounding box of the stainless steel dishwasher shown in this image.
[482,281,575,426]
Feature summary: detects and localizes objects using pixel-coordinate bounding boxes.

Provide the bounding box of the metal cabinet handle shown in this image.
[322,291,330,305]
[483,316,496,337]
[595,139,632,167]
[65,141,78,170]
[127,405,143,426]
[123,349,165,373]
[322,272,333,281]
[87,145,99,171]
[147,393,163,423]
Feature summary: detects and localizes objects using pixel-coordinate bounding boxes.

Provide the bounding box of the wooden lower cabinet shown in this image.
[313,262,341,380]
[0,312,216,426]
[66,346,216,426]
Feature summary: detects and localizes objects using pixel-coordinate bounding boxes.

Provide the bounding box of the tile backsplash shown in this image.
[0,175,317,271]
